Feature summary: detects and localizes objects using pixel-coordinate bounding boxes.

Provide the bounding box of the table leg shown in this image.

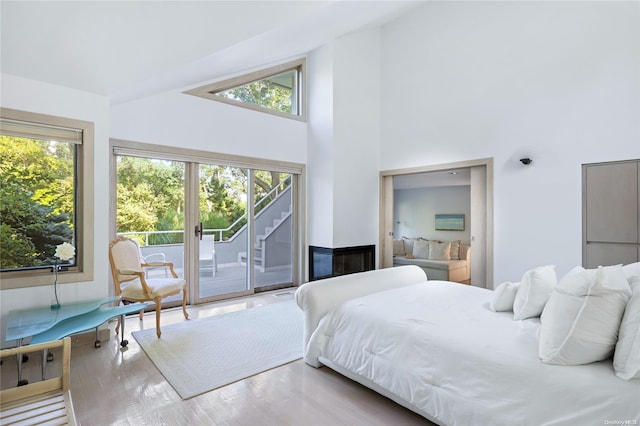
[119,314,129,347]
[16,339,28,386]
[42,348,47,381]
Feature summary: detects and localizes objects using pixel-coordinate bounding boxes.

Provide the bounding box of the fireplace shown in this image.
[309,245,375,281]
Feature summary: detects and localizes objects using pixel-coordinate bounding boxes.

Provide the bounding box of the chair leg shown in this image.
[115,316,121,335]
[139,310,144,321]
[182,288,189,320]
[155,297,162,338]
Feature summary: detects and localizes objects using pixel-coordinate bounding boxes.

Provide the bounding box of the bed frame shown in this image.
[0,337,76,425]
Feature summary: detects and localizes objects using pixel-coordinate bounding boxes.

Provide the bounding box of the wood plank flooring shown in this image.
[1,291,433,425]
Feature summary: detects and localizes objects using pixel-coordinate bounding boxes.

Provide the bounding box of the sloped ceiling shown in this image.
[1,1,423,104]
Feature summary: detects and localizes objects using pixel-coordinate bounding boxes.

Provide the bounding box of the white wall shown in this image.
[110,90,306,163]
[332,29,381,248]
[307,44,335,249]
[306,28,382,254]
[380,1,640,284]
[394,186,471,243]
[0,73,110,345]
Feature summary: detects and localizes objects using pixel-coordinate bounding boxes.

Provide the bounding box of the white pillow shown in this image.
[614,277,640,380]
[490,281,520,312]
[512,265,557,320]
[403,238,418,256]
[428,241,451,261]
[539,265,631,365]
[623,262,640,282]
[412,240,430,259]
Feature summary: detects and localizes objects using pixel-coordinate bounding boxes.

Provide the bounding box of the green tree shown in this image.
[0,136,74,268]
[222,75,294,113]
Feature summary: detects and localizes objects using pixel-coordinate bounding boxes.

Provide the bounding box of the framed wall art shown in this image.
[435,214,465,231]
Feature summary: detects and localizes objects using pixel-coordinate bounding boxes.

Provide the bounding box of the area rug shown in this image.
[132,300,303,399]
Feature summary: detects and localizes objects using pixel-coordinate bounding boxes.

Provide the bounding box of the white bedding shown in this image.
[306,280,640,426]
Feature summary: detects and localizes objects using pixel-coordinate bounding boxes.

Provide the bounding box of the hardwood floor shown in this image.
[1,291,433,425]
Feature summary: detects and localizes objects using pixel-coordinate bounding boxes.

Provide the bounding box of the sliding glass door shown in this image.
[113,143,300,306]
[114,155,186,307]
[196,164,250,300]
[253,170,293,290]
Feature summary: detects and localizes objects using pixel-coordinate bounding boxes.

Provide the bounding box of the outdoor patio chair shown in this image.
[199,234,217,277]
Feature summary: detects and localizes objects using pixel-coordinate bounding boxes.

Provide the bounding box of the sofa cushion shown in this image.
[402,238,419,256]
[449,240,461,260]
[393,256,466,271]
[413,240,430,259]
[392,239,405,256]
[429,241,451,261]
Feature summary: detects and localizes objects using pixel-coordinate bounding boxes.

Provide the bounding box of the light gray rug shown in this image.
[132,300,303,399]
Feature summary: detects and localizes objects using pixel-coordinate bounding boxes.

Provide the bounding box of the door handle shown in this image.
[195,222,203,240]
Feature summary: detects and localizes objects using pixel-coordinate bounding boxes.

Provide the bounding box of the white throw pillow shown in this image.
[539,265,631,365]
[490,281,520,312]
[412,240,430,259]
[512,265,557,320]
[614,277,640,380]
[623,262,640,282]
[428,241,451,261]
[403,238,418,256]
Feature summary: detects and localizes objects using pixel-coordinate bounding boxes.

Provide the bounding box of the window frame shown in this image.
[0,107,94,289]
[184,58,306,122]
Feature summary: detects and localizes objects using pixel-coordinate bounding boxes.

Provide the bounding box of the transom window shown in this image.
[185,59,305,121]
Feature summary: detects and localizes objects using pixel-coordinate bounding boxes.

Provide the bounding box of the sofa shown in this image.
[392,237,471,283]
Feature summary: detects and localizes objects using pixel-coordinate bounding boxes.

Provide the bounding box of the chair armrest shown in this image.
[142,262,166,267]
[140,261,178,278]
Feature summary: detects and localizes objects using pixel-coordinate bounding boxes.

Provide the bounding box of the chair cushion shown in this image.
[121,277,186,300]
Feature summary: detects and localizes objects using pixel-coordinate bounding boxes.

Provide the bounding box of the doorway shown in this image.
[380,158,493,288]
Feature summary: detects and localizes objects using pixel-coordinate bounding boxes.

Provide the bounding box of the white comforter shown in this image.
[306,281,640,426]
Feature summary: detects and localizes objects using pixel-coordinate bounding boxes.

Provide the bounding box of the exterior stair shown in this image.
[239,208,291,271]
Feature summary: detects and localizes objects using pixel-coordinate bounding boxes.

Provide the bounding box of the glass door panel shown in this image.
[197,164,249,300]
[115,155,186,306]
[253,171,293,290]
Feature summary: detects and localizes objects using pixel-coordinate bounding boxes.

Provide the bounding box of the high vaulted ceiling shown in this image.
[1,1,422,105]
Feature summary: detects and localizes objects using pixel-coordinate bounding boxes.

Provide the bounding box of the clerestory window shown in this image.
[185,59,305,121]
[0,108,94,289]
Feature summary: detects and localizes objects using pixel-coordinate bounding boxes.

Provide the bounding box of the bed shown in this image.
[295,265,640,426]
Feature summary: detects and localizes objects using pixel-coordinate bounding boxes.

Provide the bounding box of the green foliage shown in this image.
[199,165,246,240]
[0,136,74,269]
[220,74,294,114]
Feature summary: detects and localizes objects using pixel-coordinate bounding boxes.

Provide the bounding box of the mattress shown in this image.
[306,280,640,426]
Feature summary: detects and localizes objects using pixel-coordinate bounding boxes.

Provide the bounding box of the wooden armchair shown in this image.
[0,337,76,425]
[108,236,188,338]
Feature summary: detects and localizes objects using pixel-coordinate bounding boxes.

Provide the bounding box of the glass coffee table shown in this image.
[5,297,148,385]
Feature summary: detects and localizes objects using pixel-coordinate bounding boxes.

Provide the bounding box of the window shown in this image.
[185,59,305,121]
[0,108,94,289]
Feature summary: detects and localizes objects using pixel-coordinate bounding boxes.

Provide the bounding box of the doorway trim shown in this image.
[379,157,494,287]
